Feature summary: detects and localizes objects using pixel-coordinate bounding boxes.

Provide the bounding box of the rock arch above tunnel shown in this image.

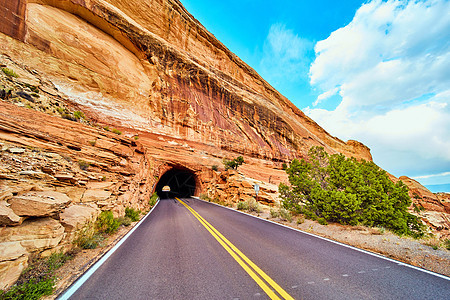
[155,168,197,199]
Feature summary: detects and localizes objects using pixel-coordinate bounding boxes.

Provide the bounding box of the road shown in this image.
[61,198,449,300]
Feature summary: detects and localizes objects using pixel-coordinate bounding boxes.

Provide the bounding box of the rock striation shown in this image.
[1,0,371,162]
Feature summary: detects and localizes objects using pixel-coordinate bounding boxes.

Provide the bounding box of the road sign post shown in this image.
[254,183,259,202]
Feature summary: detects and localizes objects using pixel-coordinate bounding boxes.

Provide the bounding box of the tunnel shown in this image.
[155,167,197,199]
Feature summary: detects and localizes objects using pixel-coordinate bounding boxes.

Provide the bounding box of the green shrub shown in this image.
[223,156,244,170]
[247,199,261,213]
[270,208,279,218]
[296,215,305,224]
[2,67,19,78]
[103,125,110,131]
[444,239,450,250]
[0,277,54,300]
[74,223,104,249]
[237,201,248,211]
[279,208,292,222]
[96,211,120,234]
[61,113,77,121]
[318,217,328,225]
[212,165,218,171]
[117,216,132,227]
[89,140,96,146]
[78,160,90,171]
[149,192,159,207]
[279,146,425,237]
[125,207,140,222]
[134,136,139,140]
[111,128,122,135]
[0,252,72,299]
[199,193,211,202]
[73,111,85,120]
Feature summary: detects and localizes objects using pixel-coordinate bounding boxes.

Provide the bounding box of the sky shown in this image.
[180,0,450,192]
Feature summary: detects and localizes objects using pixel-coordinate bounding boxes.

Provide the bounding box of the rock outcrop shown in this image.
[399,176,450,238]
[1,0,371,162]
[0,94,155,288]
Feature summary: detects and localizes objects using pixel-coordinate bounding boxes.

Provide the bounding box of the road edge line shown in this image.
[57,199,161,300]
[196,198,450,281]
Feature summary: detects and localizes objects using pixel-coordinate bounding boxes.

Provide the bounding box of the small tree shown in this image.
[223,156,245,170]
[279,146,425,237]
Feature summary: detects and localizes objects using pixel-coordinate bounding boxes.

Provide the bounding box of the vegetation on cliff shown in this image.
[279,146,425,237]
[223,156,244,170]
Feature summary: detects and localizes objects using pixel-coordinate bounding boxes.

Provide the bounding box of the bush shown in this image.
[117,216,132,227]
[73,111,85,120]
[318,217,328,225]
[61,113,77,121]
[223,156,244,170]
[237,201,248,211]
[0,277,54,300]
[0,252,72,299]
[279,146,425,237]
[74,223,104,249]
[199,193,211,202]
[270,208,279,218]
[125,207,140,222]
[444,239,450,250]
[96,211,120,234]
[212,165,218,171]
[2,67,19,78]
[149,192,159,207]
[296,215,305,225]
[78,160,90,171]
[279,208,292,222]
[247,199,261,213]
[111,128,122,135]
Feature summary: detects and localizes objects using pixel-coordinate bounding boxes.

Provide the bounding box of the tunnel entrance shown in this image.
[155,168,197,199]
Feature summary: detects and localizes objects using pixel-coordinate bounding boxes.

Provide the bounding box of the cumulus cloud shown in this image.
[306,0,450,182]
[260,23,313,84]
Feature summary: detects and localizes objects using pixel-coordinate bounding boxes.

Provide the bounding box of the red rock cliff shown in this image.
[1,0,372,162]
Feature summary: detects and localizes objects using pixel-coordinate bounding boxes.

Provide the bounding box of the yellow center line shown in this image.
[176,198,294,300]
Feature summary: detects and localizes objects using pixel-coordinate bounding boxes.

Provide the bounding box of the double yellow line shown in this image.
[176,198,294,300]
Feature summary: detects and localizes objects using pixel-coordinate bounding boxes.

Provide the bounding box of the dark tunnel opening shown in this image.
[155,168,197,199]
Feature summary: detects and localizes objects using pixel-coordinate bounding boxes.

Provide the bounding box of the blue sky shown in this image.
[180,0,450,192]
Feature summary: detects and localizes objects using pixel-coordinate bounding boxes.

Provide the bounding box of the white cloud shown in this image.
[260,23,313,84]
[314,87,339,106]
[307,0,450,181]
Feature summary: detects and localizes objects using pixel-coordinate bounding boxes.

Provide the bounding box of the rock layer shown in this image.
[1,0,371,162]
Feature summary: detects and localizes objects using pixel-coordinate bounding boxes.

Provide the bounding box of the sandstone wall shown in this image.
[2,0,372,162]
[0,0,27,41]
[0,100,154,289]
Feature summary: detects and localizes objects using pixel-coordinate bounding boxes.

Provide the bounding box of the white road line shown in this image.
[57,200,160,300]
[200,198,450,281]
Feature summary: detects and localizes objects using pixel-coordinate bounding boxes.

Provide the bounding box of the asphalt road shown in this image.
[62,198,449,300]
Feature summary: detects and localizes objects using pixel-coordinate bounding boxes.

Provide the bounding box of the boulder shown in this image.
[9,191,71,217]
[0,202,22,226]
[82,189,112,203]
[0,256,28,290]
[0,218,65,253]
[60,204,100,232]
[0,241,27,262]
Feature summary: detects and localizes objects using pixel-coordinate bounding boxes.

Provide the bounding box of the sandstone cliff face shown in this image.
[399,176,450,238]
[1,0,371,162]
[0,81,155,289]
